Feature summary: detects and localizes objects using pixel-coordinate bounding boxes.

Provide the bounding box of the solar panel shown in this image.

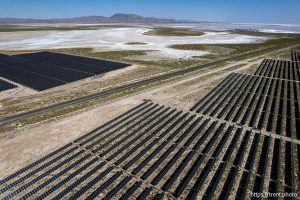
[0,78,17,92]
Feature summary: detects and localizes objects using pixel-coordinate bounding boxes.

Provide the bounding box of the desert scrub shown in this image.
[143,27,204,36]
[126,42,148,45]
[169,35,300,56]
[169,44,233,54]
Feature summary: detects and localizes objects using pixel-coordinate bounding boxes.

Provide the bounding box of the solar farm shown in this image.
[0,50,299,199]
[0,52,130,91]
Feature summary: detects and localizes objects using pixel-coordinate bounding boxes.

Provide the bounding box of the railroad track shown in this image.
[0,43,298,126]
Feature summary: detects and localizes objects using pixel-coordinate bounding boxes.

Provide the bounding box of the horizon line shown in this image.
[0,14,300,26]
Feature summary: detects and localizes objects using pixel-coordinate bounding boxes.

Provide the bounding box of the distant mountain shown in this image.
[109,13,174,23]
[0,13,176,24]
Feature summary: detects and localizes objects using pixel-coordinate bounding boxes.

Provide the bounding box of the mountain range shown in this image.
[0,13,176,24]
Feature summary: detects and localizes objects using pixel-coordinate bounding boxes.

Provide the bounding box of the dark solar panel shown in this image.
[0,79,17,92]
[0,52,130,91]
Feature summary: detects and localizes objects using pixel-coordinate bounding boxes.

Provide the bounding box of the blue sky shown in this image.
[0,0,299,24]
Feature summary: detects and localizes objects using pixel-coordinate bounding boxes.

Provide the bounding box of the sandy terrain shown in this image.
[0,78,36,101]
[0,98,140,178]
[0,27,266,59]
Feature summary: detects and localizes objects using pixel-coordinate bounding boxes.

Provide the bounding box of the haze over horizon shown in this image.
[0,0,300,24]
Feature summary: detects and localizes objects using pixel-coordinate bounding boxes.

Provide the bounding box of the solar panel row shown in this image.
[291,50,300,62]
[18,51,130,74]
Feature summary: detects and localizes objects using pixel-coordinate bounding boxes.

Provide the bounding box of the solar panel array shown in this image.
[291,50,300,62]
[189,51,300,198]
[1,100,298,199]
[190,73,300,139]
[17,52,129,75]
[254,59,300,81]
[0,52,130,91]
[0,79,17,92]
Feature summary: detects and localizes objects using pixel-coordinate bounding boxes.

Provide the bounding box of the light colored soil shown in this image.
[0,98,140,178]
[136,59,263,110]
[100,64,142,81]
[0,27,266,59]
[0,78,36,101]
[127,50,208,61]
[0,31,56,41]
